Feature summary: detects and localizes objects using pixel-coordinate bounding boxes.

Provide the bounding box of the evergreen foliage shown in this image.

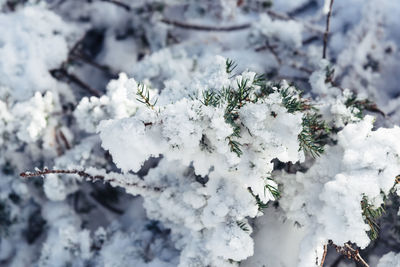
[136,83,158,109]
[201,59,330,158]
[361,195,385,241]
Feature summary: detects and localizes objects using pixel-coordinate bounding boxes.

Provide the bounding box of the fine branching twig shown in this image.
[321,241,369,267]
[20,168,163,193]
[161,18,251,31]
[322,0,334,59]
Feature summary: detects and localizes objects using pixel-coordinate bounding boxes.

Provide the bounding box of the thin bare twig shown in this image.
[266,10,324,34]
[344,243,369,267]
[328,241,369,267]
[255,41,282,63]
[290,63,313,74]
[322,0,334,59]
[54,130,63,156]
[161,18,251,31]
[69,53,115,77]
[58,130,71,150]
[100,0,131,11]
[320,244,328,267]
[20,168,163,193]
[50,69,102,97]
[302,35,320,45]
[255,42,312,74]
[90,191,124,214]
[266,41,282,64]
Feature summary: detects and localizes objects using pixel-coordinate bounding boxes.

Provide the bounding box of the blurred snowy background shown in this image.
[0,0,400,266]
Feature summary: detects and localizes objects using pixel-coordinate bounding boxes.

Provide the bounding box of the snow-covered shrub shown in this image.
[1,0,400,267]
[94,61,325,265]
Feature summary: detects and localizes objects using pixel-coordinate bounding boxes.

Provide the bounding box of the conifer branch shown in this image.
[236,221,250,232]
[225,59,237,74]
[248,187,268,211]
[265,183,280,199]
[345,93,386,118]
[136,84,157,109]
[298,112,329,158]
[361,196,385,240]
[160,18,251,32]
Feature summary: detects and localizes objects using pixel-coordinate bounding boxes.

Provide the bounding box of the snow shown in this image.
[377,252,400,267]
[278,116,400,266]
[252,13,303,49]
[0,6,76,102]
[1,1,400,266]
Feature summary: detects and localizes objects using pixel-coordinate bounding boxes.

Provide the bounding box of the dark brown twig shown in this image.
[161,18,251,31]
[20,168,163,193]
[54,131,63,156]
[100,0,131,11]
[266,10,324,34]
[58,130,71,150]
[69,53,115,77]
[322,0,334,59]
[90,192,124,214]
[302,35,320,45]
[266,41,282,64]
[50,69,101,97]
[327,241,369,267]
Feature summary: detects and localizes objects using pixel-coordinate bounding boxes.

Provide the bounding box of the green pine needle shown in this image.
[298,113,330,158]
[236,221,250,233]
[136,84,157,109]
[225,59,237,74]
[361,196,385,240]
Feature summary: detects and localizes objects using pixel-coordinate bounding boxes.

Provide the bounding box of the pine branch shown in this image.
[248,187,269,211]
[201,62,329,158]
[345,93,386,119]
[361,196,385,240]
[265,182,280,200]
[299,113,329,158]
[136,84,157,109]
[225,59,237,74]
[279,87,312,113]
[227,137,243,156]
[236,221,250,233]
